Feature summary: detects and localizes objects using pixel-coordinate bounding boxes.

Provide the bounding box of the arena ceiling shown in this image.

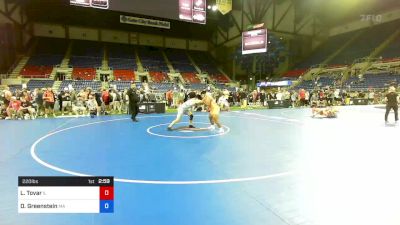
[17,0,400,41]
[23,0,220,40]
[295,0,400,26]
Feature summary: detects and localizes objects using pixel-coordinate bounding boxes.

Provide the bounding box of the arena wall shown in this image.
[32,22,209,51]
[33,23,66,39]
[188,40,208,51]
[69,26,99,41]
[100,29,129,44]
[165,37,186,49]
[138,33,163,47]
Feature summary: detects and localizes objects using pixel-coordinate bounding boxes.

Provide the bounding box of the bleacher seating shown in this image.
[27,55,64,67]
[69,56,102,68]
[113,70,135,81]
[345,73,400,90]
[20,66,53,78]
[316,76,336,87]
[150,82,175,92]
[283,69,308,77]
[72,68,97,80]
[137,46,169,72]
[213,83,234,92]
[34,38,69,55]
[8,85,22,92]
[295,74,340,90]
[295,30,359,69]
[69,40,103,68]
[26,38,68,67]
[20,38,69,78]
[108,43,137,70]
[295,80,315,90]
[165,49,196,73]
[27,80,54,90]
[72,40,103,57]
[59,80,102,91]
[185,83,207,90]
[181,72,201,84]
[380,34,400,59]
[109,58,137,70]
[190,51,220,74]
[149,71,169,83]
[330,20,400,64]
[209,74,230,83]
[109,81,142,91]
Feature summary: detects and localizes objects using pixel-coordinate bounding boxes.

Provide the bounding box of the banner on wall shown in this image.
[179,0,207,24]
[120,15,171,29]
[257,80,292,87]
[216,0,232,15]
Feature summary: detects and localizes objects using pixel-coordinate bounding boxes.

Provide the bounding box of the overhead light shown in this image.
[207,5,212,9]
[212,5,218,11]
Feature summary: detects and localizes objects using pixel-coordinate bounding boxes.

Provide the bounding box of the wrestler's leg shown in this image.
[168,113,183,130]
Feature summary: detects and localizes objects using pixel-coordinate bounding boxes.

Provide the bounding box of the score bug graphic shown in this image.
[18,177,114,213]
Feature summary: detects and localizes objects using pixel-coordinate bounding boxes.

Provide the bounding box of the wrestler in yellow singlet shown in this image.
[201,91,223,133]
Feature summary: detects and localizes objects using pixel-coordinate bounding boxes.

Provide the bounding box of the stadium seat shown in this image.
[27,80,55,90]
[59,80,102,91]
[165,49,197,73]
[209,74,230,83]
[20,65,53,78]
[149,71,169,83]
[137,46,169,72]
[72,68,97,80]
[113,70,135,81]
[181,72,201,84]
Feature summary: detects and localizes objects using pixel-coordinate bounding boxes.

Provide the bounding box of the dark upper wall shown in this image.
[25,0,218,40]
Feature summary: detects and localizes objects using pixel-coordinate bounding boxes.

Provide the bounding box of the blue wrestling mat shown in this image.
[1,106,399,225]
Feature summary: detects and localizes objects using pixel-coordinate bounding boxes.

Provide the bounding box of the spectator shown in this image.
[299,89,306,106]
[6,97,21,119]
[368,90,375,105]
[86,94,98,118]
[166,89,173,107]
[72,96,87,115]
[58,90,64,114]
[276,90,283,101]
[0,104,7,119]
[43,88,55,118]
[3,86,12,107]
[384,86,399,123]
[18,97,36,120]
[102,89,111,114]
[35,88,45,117]
[61,88,72,115]
[94,89,103,115]
[127,86,140,122]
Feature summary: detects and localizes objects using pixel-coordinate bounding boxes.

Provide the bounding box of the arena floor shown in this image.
[1,105,399,225]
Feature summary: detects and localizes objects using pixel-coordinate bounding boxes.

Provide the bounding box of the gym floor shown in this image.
[1,105,399,225]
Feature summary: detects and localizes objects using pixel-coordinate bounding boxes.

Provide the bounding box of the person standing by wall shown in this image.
[127,86,140,122]
[384,86,399,124]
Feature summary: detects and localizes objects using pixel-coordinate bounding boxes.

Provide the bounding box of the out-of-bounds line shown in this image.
[114,171,295,185]
[232,111,302,124]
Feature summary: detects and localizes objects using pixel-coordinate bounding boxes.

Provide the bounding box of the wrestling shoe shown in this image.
[218,128,224,133]
[208,125,215,130]
[167,127,173,131]
[188,125,195,128]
